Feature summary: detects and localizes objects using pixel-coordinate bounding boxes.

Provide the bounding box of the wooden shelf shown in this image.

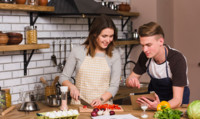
[0,44,50,52]
[0,3,54,12]
[115,40,140,45]
[117,11,140,17]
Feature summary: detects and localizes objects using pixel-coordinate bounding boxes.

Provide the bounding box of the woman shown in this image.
[59,15,121,107]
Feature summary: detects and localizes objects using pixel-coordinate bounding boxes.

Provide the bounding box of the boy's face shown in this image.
[140,35,164,58]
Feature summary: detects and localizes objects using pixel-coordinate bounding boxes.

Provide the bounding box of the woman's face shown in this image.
[95,28,114,50]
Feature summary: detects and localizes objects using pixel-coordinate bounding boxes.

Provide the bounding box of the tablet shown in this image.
[130,91,155,110]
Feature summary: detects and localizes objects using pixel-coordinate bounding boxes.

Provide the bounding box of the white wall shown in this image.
[0,0,131,104]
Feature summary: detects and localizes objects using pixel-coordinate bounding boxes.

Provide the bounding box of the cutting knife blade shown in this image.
[78,97,92,108]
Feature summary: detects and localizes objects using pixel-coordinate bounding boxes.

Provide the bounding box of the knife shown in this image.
[78,96,93,108]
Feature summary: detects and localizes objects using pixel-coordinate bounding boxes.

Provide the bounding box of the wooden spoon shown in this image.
[40,77,48,87]
[51,76,59,87]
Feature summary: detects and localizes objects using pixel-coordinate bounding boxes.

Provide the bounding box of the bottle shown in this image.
[26,26,37,44]
[60,86,68,111]
[133,29,139,40]
[0,87,6,110]
[2,89,11,108]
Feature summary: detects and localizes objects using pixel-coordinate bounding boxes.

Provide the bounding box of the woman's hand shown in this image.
[91,98,103,107]
[69,85,80,102]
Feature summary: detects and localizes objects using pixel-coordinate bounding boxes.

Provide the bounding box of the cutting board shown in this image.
[79,106,124,112]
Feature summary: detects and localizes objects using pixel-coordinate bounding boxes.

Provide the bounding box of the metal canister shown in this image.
[0,87,6,110]
[26,26,37,44]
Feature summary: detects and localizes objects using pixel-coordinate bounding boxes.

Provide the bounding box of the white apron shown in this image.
[70,56,113,105]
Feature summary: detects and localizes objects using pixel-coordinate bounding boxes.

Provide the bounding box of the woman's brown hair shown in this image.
[138,22,165,38]
[83,15,117,57]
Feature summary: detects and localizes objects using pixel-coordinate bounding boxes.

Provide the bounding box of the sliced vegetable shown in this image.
[94,104,121,110]
[83,105,87,108]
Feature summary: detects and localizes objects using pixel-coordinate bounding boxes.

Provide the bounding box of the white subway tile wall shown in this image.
[0,0,133,104]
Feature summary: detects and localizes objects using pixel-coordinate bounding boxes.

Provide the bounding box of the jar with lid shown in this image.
[60,86,68,111]
[2,89,11,108]
[0,87,6,110]
[26,26,37,44]
[28,0,38,5]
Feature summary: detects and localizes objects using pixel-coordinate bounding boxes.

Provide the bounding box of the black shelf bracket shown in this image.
[88,18,96,31]
[121,16,131,31]
[24,50,35,75]
[30,12,39,26]
[124,44,136,78]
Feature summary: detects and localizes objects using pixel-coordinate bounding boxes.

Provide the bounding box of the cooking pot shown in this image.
[46,95,61,107]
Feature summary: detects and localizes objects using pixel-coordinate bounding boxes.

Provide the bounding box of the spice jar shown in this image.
[2,89,11,108]
[60,86,68,111]
[28,0,38,5]
[26,26,37,44]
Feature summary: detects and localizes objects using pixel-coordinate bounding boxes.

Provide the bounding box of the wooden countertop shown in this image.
[1,102,189,119]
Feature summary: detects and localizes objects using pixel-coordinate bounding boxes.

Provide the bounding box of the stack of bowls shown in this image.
[6,32,23,45]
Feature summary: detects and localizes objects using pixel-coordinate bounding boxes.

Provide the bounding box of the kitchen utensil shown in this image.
[58,41,64,72]
[38,0,48,6]
[6,32,23,45]
[0,33,9,46]
[51,40,57,67]
[40,77,48,87]
[0,0,14,3]
[45,86,57,100]
[78,96,92,108]
[1,105,15,116]
[51,76,59,87]
[18,101,40,111]
[14,0,26,4]
[62,40,67,67]
[46,95,61,107]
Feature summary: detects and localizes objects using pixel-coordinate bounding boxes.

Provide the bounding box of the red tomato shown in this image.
[83,105,87,108]
[115,107,121,110]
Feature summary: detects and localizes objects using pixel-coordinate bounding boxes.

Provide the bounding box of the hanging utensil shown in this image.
[62,40,67,67]
[58,40,64,72]
[51,40,57,67]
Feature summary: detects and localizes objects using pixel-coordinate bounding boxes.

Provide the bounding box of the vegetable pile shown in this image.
[187,100,200,119]
[91,108,115,117]
[154,101,183,119]
[154,106,183,119]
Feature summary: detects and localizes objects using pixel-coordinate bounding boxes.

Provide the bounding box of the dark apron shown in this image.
[147,48,190,104]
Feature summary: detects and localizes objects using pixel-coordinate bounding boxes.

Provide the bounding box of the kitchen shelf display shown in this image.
[0,44,49,52]
[0,3,54,11]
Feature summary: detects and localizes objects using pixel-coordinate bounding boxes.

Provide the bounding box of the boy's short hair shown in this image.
[138,22,165,38]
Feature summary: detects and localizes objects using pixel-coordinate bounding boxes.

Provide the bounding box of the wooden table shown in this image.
[1,102,189,119]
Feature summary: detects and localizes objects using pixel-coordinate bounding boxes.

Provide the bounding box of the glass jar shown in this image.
[28,0,38,5]
[60,86,68,111]
[2,89,11,108]
[26,26,37,44]
[0,87,6,110]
